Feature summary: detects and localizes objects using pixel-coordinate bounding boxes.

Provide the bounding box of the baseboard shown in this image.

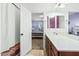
[24,49,32,56]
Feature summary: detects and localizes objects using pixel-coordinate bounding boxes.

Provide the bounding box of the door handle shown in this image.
[20,33,24,36]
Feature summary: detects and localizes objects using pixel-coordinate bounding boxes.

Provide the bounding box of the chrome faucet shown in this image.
[53,32,58,35]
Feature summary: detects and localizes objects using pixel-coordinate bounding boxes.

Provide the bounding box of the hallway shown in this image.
[26,38,44,56]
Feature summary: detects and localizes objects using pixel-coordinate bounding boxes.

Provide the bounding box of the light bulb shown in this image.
[59,4,65,8]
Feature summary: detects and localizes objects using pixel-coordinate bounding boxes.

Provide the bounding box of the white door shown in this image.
[0,4,1,54]
[20,6,32,56]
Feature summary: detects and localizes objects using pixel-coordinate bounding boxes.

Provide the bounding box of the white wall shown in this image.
[15,4,20,44]
[0,3,20,53]
[7,4,20,48]
[32,13,44,21]
[7,4,16,48]
[0,4,9,53]
[0,4,2,54]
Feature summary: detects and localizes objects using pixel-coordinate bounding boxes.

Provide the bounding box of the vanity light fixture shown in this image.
[55,3,65,8]
[39,15,44,18]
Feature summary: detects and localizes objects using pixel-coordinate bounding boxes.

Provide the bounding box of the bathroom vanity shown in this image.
[45,30,79,56]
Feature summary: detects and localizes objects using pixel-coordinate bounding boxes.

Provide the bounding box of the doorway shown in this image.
[32,13,44,50]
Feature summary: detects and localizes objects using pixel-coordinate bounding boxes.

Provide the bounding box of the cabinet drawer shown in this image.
[53,48,58,56]
[49,39,58,56]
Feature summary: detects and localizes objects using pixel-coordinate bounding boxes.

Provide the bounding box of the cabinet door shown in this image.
[45,35,49,56]
[51,42,58,56]
[53,48,58,56]
[50,45,54,56]
[49,39,58,56]
[48,41,51,56]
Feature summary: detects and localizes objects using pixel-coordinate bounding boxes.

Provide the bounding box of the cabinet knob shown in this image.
[51,47,52,50]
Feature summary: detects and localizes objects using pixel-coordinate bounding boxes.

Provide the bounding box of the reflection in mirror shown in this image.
[58,16,65,28]
[68,12,79,36]
[47,16,65,28]
[50,16,55,28]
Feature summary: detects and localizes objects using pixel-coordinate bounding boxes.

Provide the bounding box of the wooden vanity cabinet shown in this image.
[45,36,49,56]
[45,35,79,56]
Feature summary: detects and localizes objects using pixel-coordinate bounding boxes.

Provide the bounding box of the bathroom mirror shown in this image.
[47,15,65,29]
[68,12,79,36]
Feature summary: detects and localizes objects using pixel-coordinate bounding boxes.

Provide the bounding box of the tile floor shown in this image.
[26,38,44,56]
[32,39,43,49]
[26,49,44,56]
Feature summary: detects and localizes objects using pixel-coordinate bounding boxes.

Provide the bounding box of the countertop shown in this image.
[45,30,79,51]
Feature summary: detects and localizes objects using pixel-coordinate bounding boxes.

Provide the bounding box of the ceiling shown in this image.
[22,3,56,13]
[22,3,79,13]
[32,13,44,20]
